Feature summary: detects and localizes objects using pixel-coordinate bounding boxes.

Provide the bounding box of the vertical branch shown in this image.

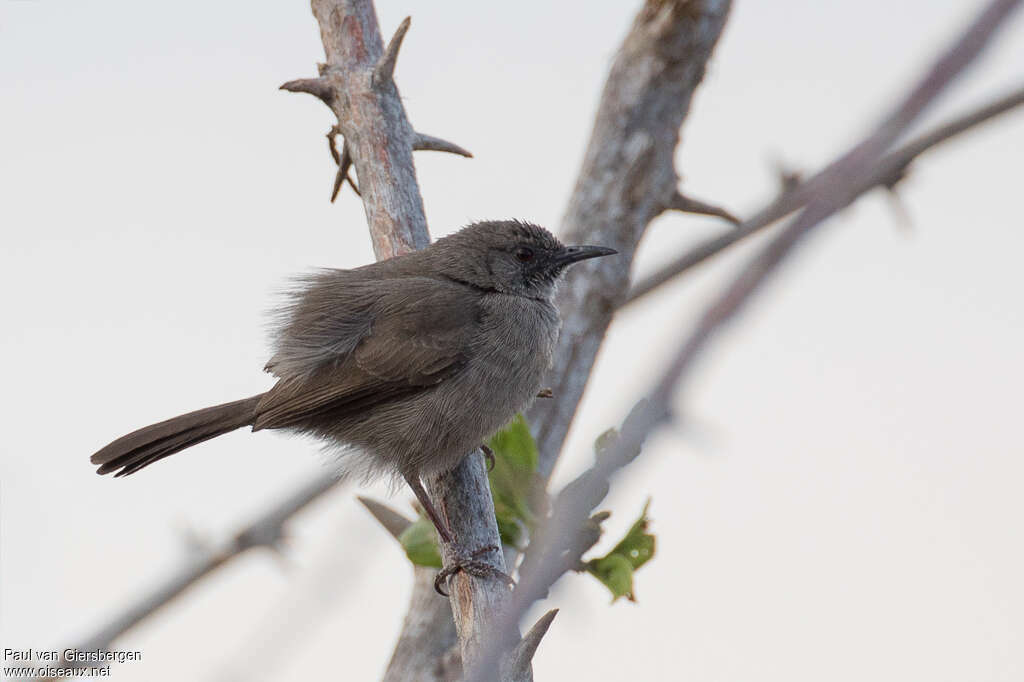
[283,0,508,675]
[306,0,429,256]
[527,0,733,480]
[382,569,460,682]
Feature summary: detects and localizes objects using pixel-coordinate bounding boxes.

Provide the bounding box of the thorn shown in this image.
[331,165,345,202]
[536,387,554,399]
[267,536,293,572]
[358,496,414,540]
[666,190,741,226]
[280,77,334,106]
[884,186,914,233]
[373,16,411,88]
[177,523,211,558]
[878,162,913,233]
[326,125,341,165]
[772,159,803,194]
[504,609,559,678]
[331,142,360,202]
[412,132,473,158]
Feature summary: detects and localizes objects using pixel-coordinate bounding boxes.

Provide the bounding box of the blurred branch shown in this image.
[353,496,463,681]
[473,0,1022,678]
[527,0,733,481]
[283,1,507,677]
[35,474,342,680]
[623,83,1024,306]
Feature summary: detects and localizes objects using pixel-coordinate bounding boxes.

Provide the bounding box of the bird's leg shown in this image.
[403,472,453,545]
[480,444,496,471]
[402,472,515,596]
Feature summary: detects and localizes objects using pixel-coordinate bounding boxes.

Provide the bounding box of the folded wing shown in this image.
[253,277,480,431]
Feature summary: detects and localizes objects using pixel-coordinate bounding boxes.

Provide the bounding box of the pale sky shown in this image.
[2,1,1023,680]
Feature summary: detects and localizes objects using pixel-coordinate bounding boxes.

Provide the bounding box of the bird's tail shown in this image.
[91,394,265,477]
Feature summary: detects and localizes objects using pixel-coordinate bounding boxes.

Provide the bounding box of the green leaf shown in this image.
[487,414,542,546]
[585,499,656,602]
[398,516,443,568]
[589,554,635,601]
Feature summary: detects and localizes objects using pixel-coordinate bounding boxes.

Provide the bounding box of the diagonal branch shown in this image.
[34,474,342,680]
[473,0,1022,678]
[623,84,1024,306]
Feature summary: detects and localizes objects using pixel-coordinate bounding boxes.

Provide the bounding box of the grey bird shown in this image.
[91,219,616,554]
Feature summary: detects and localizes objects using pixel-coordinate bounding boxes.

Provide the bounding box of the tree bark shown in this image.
[284,1,511,677]
[527,0,733,481]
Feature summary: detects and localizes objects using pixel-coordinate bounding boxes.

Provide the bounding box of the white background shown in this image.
[2,1,1023,680]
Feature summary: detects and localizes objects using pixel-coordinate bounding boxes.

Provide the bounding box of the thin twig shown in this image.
[624,81,1024,307]
[35,475,341,680]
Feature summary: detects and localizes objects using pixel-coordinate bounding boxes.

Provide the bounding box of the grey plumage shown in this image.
[91,220,615,539]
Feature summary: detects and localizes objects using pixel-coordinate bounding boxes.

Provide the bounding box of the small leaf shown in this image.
[398,517,442,568]
[589,554,635,601]
[609,499,655,571]
[585,499,656,602]
[487,415,542,546]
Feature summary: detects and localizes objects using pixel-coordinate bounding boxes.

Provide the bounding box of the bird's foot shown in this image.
[434,544,515,596]
[481,444,496,471]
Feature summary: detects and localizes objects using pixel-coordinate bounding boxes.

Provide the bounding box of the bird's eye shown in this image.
[515,247,534,262]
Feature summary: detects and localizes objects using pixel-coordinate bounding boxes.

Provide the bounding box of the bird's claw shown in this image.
[434,544,515,596]
[481,444,496,472]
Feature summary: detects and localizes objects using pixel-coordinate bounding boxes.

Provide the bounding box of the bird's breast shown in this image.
[456,295,559,418]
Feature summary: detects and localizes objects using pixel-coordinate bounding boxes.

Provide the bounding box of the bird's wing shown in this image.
[253,278,480,431]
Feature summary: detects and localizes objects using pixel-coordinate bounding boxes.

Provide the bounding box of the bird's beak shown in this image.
[555,244,618,266]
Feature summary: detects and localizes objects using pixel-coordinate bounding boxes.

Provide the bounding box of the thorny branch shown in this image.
[526,0,734,482]
[282,1,510,678]
[469,0,1022,678]
[624,82,1024,306]
[50,1,1022,679]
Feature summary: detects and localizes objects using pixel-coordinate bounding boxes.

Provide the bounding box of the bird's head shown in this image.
[431,220,617,300]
